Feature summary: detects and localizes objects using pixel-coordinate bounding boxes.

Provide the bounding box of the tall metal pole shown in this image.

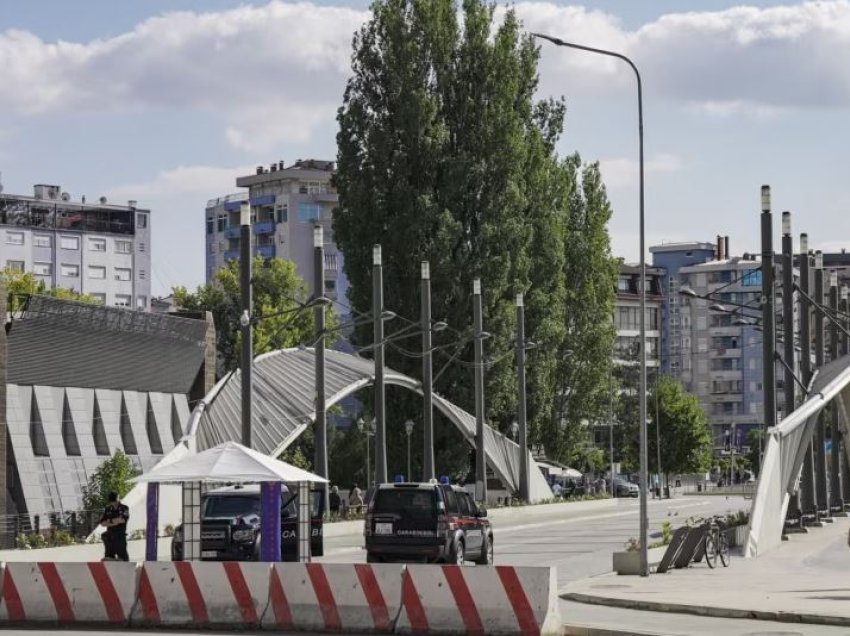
[609,367,615,498]
[473,278,487,501]
[530,32,646,575]
[781,213,800,522]
[240,202,253,449]
[814,251,829,519]
[760,187,777,449]
[421,261,435,481]
[841,287,850,510]
[516,293,530,502]
[373,245,387,485]
[799,235,818,522]
[313,226,328,513]
[655,372,661,497]
[829,271,844,514]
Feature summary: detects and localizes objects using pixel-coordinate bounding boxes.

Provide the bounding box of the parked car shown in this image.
[364,480,492,565]
[613,478,640,498]
[171,484,323,561]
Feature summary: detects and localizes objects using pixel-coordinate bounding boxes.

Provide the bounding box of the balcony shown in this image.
[253,221,276,235]
[224,249,240,261]
[256,245,275,259]
[250,194,276,206]
[224,226,241,240]
[224,200,243,212]
[309,192,338,203]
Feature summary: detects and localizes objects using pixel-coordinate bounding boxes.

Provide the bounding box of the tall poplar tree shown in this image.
[334,0,617,474]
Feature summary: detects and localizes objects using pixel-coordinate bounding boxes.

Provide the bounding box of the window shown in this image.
[217,214,226,232]
[60,235,79,250]
[115,294,131,307]
[325,253,337,270]
[115,240,133,254]
[88,265,106,279]
[276,205,288,223]
[6,231,24,245]
[206,217,214,235]
[91,293,106,305]
[114,268,131,281]
[88,237,106,252]
[33,262,52,276]
[61,263,79,277]
[139,242,145,252]
[324,279,336,293]
[139,269,146,280]
[136,213,148,229]
[297,202,321,222]
[119,396,138,454]
[137,296,147,310]
[33,234,52,248]
[6,260,24,272]
[92,396,109,456]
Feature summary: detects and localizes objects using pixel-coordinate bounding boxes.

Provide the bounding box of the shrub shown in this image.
[128,529,146,541]
[30,533,46,549]
[164,524,175,537]
[50,530,75,547]
[15,534,31,549]
[624,537,640,552]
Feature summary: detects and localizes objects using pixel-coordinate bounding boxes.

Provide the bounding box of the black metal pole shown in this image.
[421,261,435,481]
[829,272,843,514]
[814,252,830,519]
[781,214,800,523]
[532,32,648,576]
[760,188,777,441]
[799,236,818,522]
[314,226,328,513]
[473,278,487,501]
[373,245,387,485]
[841,288,850,510]
[516,293,530,502]
[240,202,253,449]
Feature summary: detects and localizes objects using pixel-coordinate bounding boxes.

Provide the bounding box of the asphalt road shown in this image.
[319,494,750,587]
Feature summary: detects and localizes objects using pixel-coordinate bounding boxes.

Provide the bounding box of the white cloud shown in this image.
[599,153,684,188]
[106,163,255,200]
[3,1,850,152]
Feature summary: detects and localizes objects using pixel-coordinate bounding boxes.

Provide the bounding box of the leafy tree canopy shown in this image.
[2,268,99,311]
[82,449,141,512]
[173,257,336,373]
[334,0,617,474]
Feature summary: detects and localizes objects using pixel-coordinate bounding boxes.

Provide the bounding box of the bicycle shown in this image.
[703,516,729,568]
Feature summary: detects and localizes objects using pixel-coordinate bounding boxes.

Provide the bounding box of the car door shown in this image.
[457,492,481,554]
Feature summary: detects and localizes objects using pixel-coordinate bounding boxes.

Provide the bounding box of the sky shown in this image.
[1,0,848,296]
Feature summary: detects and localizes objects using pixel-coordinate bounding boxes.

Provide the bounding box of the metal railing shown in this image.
[0,510,102,549]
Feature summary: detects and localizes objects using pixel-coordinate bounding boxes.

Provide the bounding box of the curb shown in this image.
[560,591,850,628]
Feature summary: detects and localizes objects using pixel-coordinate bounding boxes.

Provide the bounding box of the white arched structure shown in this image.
[182,347,552,501]
[746,353,850,557]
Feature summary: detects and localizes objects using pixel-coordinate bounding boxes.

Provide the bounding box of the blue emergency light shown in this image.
[439,476,450,485]
[394,474,405,483]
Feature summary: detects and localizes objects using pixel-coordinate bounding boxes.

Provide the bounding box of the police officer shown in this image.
[100,491,130,561]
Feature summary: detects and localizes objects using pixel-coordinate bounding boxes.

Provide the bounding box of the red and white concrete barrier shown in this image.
[131,561,271,627]
[264,562,402,632]
[0,562,138,625]
[395,565,562,635]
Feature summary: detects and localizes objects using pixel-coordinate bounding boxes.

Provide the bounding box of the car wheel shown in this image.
[450,540,465,565]
[474,534,493,565]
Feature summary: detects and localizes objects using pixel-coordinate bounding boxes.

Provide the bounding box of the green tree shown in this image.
[173,257,333,373]
[82,450,141,512]
[334,0,616,475]
[632,376,713,482]
[2,268,98,311]
[746,428,763,476]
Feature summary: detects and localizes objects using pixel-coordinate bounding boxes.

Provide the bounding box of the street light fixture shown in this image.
[510,421,519,441]
[534,31,649,577]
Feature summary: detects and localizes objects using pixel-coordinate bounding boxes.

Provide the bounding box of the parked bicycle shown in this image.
[703,515,730,568]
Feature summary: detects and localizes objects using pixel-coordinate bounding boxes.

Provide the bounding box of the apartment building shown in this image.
[613,262,663,368]
[0,183,151,310]
[205,160,348,311]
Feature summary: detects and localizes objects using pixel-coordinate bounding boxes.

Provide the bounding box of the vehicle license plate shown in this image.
[375,522,393,535]
[201,550,218,558]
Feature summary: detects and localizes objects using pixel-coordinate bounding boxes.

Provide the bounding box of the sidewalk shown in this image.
[562,516,850,628]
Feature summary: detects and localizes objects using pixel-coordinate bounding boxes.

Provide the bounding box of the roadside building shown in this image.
[0,183,151,310]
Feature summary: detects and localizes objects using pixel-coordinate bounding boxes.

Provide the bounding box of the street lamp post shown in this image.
[239,202,253,449]
[357,417,375,489]
[404,419,415,482]
[314,225,328,514]
[516,292,530,502]
[760,187,777,464]
[373,245,387,485]
[534,32,648,576]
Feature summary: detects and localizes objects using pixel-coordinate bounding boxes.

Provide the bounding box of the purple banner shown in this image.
[260,481,282,562]
[145,483,159,561]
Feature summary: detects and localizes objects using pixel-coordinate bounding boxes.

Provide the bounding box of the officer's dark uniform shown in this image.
[100,501,130,561]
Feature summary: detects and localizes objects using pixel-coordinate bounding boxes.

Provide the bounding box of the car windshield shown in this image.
[203,495,260,518]
[373,489,436,520]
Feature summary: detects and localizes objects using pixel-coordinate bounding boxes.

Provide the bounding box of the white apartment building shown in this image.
[0,184,151,310]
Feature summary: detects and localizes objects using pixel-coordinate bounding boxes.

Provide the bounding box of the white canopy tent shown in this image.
[132,441,326,562]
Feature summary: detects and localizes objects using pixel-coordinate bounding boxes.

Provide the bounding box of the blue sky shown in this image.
[1,1,848,295]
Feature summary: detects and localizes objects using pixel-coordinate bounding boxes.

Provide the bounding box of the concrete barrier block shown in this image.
[396,564,562,635]
[264,562,403,632]
[0,561,138,625]
[132,561,270,627]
